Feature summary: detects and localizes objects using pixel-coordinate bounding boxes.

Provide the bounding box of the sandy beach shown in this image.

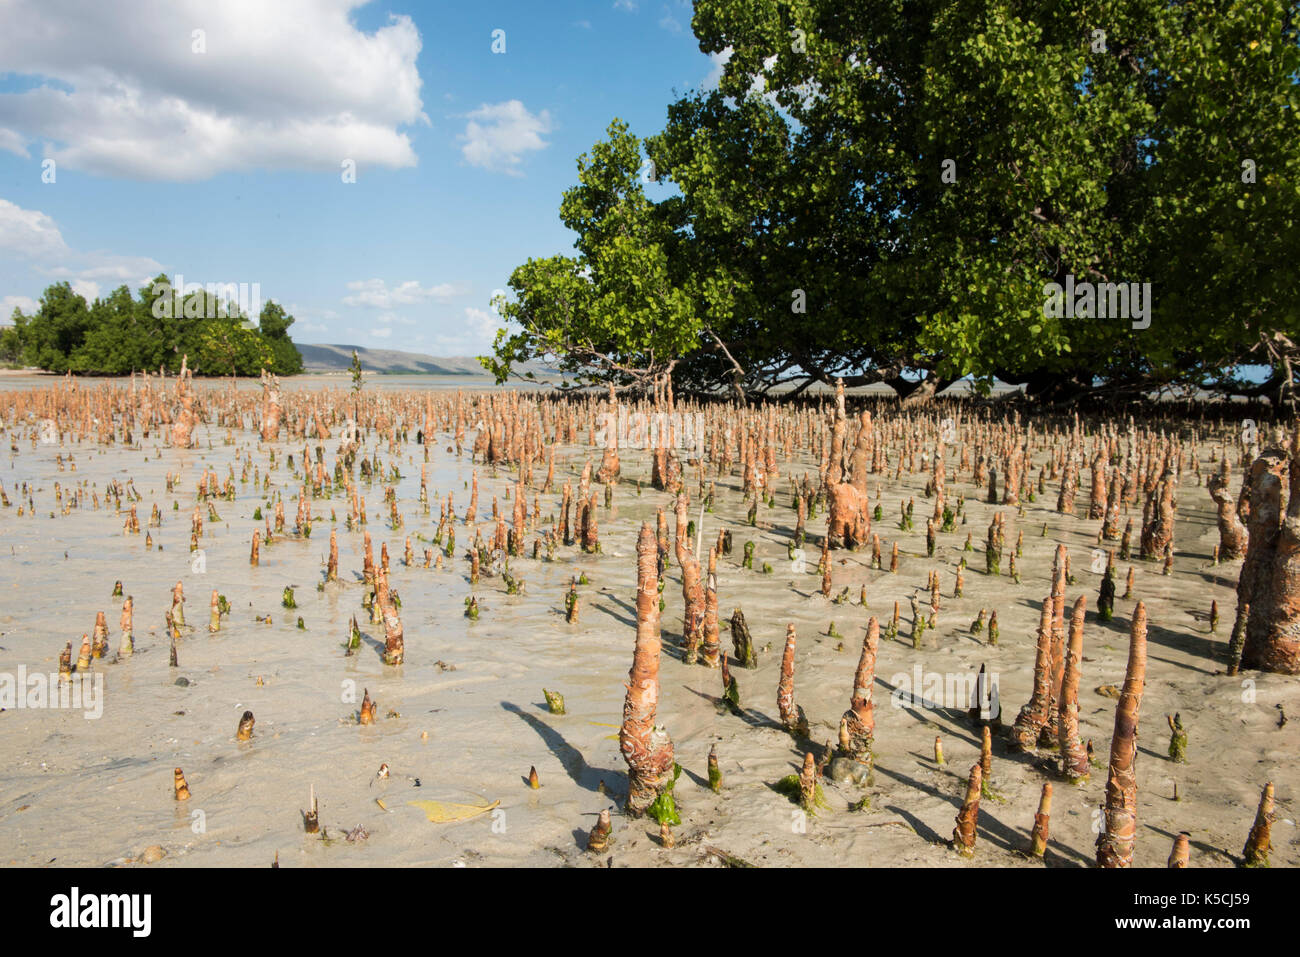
[0,379,1293,869]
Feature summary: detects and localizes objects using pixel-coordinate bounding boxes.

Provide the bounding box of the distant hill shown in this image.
[296,343,551,377]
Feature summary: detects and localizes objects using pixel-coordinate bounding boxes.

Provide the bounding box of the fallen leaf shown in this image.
[408,798,500,823]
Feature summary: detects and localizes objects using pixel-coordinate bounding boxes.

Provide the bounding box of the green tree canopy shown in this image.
[490,0,1300,405]
[485,120,702,396]
[5,276,305,377]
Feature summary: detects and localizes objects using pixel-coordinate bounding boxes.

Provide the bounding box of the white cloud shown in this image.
[343,279,462,309]
[659,6,682,32]
[70,279,101,301]
[464,306,501,344]
[417,307,500,356]
[459,100,552,176]
[0,198,163,299]
[0,295,39,317]
[0,128,29,158]
[0,199,70,259]
[614,0,638,11]
[703,48,731,89]
[369,327,392,339]
[287,302,339,330]
[274,303,331,339]
[47,254,167,285]
[0,0,425,181]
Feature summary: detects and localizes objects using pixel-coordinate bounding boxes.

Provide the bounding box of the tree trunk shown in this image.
[893,372,952,408]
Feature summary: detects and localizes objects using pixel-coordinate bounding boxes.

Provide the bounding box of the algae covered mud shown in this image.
[0,374,1295,868]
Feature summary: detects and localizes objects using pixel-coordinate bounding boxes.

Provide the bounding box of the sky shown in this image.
[0,0,724,356]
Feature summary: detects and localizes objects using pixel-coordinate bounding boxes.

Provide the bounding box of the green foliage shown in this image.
[685,0,1300,400]
[7,277,304,376]
[257,301,304,375]
[489,0,1299,403]
[485,121,703,391]
[350,350,364,391]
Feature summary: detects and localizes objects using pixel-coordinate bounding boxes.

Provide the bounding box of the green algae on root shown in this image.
[1167,713,1188,763]
[773,773,829,815]
[646,764,682,826]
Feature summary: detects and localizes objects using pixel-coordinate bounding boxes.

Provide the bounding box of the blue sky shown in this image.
[0,0,721,355]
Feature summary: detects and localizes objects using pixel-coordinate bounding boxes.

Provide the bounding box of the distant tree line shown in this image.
[487,0,1299,407]
[0,275,304,376]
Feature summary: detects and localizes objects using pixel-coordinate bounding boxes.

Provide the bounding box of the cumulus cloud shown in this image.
[459,100,552,176]
[0,199,70,260]
[342,279,462,309]
[1,295,39,317]
[0,198,163,299]
[0,128,30,159]
[465,306,499,333]
[46,254,169,285]
[0,0,425,180]
[462,306,501,347]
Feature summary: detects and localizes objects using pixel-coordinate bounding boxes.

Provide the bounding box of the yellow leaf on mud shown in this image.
[407,799,500,823]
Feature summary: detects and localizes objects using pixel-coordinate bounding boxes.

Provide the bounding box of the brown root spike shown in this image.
[620,523,676,817]
[173,768,191,801]
[777,623,809,737]
[952,763,982,857]
[1097,602,1147,868]
[1011,597,1055,751]
[587,807,611,852]
[839,618,879,761]
[1168,832,1190,868]
[1028,782,1051,858]
[1239,425,1300,673]
[1242,782,1274,867]
[1058,596,1090,782]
